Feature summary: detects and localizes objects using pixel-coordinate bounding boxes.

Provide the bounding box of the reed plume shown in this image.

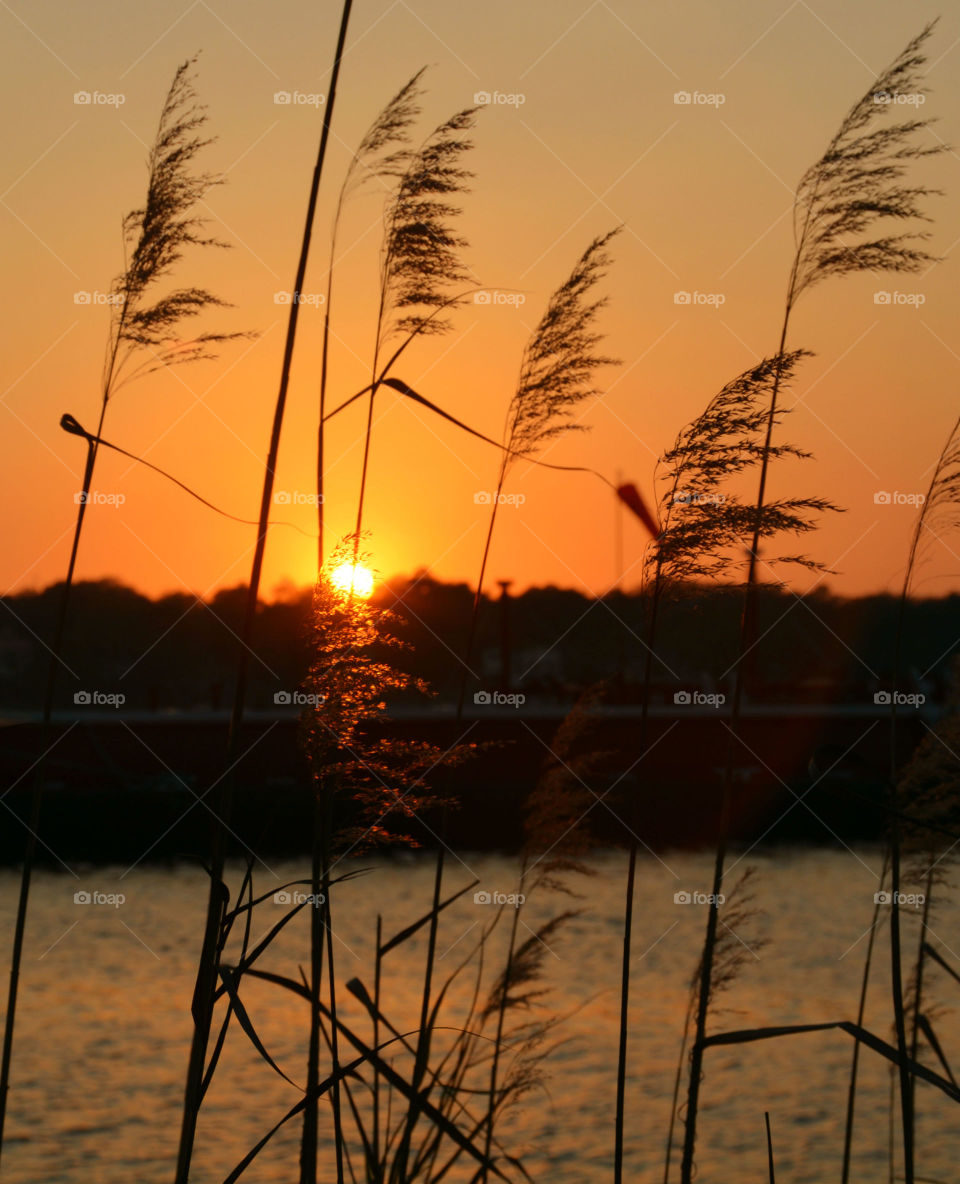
[300,538,473,851]
[650,349,832,586]
[316,68,426,565]
[842,401,960,1184]
[875,410,960,1175]
[477,690,603,1180]
[398,231,619,1184]
[107,59,247,393]
[354,104,478,540]
[681,26,945,1184]
[615,349,836,1180]
[174,6,354,1179]
[0,54,244,1165]
[664,869,767,1184]
[460,228,621,712]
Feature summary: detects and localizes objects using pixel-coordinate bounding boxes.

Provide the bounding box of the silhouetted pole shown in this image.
[497,580,512,694]
[614,467,624,590]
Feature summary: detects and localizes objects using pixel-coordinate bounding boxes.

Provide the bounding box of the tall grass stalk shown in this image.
[440,232,618,1182]
[352,102,478,549]
[299,537,474,1182]
[841,850,890,1183]
[379,231,618,1181]
[872,402,960,1183]
[680,27,942,1183]
[879,410,960,1174]
[174,7,353,1179]
[0,55,243,1165]
[613,351,820,1181]
[457,229,620,717]
[478,693,599,1182]
[308,68,426,1180]
[316,69,425,568]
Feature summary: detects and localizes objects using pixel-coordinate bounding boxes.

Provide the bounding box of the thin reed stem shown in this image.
[174,6,353,1178]
[300,794,326,1183]
[841,850,890,1183]
[615,579,663,1182]
[480,861,527,1180]
[0,429,96,1161]
[680,25,943,1174]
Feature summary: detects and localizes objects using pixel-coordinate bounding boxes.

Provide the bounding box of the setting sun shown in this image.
[330,562,374,599]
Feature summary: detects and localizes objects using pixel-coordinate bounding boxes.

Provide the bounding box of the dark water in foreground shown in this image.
[0,848,956,1182]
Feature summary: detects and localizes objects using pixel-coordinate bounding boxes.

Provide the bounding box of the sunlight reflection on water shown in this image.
[1,847,955,1182]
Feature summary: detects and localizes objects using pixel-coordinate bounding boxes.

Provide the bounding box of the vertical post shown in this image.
[497,580,512,695]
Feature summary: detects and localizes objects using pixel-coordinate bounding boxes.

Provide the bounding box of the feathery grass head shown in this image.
[107,55,248,394]
[344,67,426,199]
[481,913,576,1023]
[693,868,767,1006]
[523,687,606,894]
[650,351,840,586]
[299,537,473,848]
[791,22,945,303]
[900,411,960,600]
[379,106,478,341]
[898,664,960,866]
[504,229,621,463]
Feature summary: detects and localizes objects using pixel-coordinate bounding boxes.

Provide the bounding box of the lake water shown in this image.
[0,848,956,1182]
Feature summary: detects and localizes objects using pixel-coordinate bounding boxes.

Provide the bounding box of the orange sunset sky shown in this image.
[2,0,960,603]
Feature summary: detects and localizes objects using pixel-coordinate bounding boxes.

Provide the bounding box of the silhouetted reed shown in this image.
[316,67,425,566]
[679,24,945,1184]
[0,53,245,1167]
[611,348,836,1180]
[460,228,621,716]
[353,101,478,544]
[174,6,353,1180]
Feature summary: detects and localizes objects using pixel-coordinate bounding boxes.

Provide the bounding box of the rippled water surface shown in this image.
[1,848,956,1182]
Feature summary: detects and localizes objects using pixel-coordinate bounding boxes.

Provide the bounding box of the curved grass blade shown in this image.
[923,941,960,987]
[703,1021,960,1103]
[917,1014,957,1087]
[237,969,511,1180]
[218,965,302,1091]
[378,878,479,957]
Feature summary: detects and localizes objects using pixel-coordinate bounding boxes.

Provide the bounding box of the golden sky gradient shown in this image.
[2,0,960,602]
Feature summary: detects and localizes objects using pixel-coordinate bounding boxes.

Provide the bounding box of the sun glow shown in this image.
[330,562,374,599]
